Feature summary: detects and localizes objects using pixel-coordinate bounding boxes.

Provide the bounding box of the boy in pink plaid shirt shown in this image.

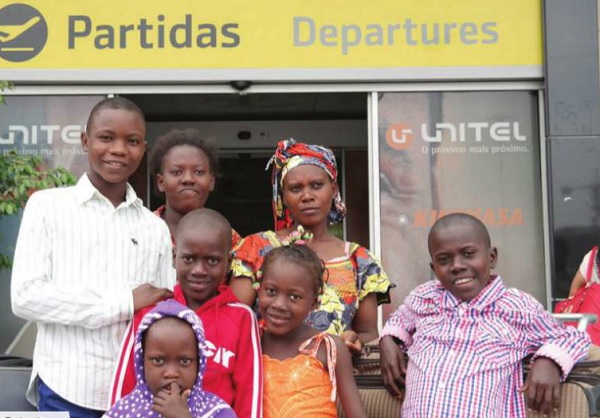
[379,213,590,418]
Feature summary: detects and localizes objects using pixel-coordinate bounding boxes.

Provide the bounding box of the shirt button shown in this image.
[439,381,446,389]
[448,350,456,357]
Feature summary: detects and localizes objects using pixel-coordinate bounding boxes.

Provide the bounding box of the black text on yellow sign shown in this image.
[68,14,240,49]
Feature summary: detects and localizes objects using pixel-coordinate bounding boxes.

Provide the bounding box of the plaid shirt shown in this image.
[381,275,590,418]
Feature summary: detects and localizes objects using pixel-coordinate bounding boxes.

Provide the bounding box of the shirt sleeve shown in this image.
[520,293,591,380]
[109,318,136,406]
[232,304,263,418]
[231,229,243,250]
[11,192,133,329]
[154,223,176,290]
[353,245,393,304]
[109,308,150,406]
[230,233,270,285]
[380,293,420,347]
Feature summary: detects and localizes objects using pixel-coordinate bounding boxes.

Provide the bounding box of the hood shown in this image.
[105,299,234,418]
[133,299,207,392]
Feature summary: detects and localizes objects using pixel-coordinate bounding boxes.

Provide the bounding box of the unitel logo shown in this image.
[0,3,48,62]
[385,123,414,151]
[386,121,527,148]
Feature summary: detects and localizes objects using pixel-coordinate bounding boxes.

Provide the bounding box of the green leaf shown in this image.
[0,82,77,268]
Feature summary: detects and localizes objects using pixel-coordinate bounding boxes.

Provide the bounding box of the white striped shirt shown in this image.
[11,174,175,410]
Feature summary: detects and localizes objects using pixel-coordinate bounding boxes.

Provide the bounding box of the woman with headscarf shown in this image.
[230,139,392,353]
[104,300,235,418]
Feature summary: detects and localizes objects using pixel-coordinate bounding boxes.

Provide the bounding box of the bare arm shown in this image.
[569,270,587,297]
[379,335,406,398]
[230,276,258,307]
[519,357,561,415]
[231,308,263,418]
[346,293,378,349]
[334,337,367,418]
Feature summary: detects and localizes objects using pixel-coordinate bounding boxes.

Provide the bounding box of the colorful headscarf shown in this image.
[104,300,235,418]
[266,138,347,231]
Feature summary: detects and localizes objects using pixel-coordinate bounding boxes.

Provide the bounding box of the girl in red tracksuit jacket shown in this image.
[110,208,263,418]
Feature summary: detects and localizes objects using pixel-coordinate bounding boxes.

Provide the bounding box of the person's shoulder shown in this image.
[231,228,243,248]
[251,230,277,239]
[403,280,441,309]
[213,403,237,418]
[222,301,258,327]
[134,206,171,230]
[409,280,440,298]
[236,230,277,247]
[206,299,259,343]
[346,241,370,256]
[204,288,257,323]
[343,242,383,267]
[324,332,344,348]
[30,183,76,201]
[347,242,384,265]
[24,185,77,215]
[312,332,342,365]
[494,284,544,313]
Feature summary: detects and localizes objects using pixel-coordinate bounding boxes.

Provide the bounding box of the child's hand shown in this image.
[379,335,406,399]
[341,330,362,355]
[133,283,173,311]
[152,382,193,418]
[519,357,561,416]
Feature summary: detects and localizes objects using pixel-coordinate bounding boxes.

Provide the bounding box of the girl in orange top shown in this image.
[258,244,367,418]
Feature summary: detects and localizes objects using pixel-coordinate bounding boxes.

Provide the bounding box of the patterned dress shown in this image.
[231,230,391,336]
[263,332,338,418]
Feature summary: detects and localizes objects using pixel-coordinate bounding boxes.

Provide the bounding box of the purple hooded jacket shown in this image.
[104,300,236,418]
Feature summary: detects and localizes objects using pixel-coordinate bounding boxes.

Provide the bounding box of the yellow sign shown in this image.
[0,0,542,71]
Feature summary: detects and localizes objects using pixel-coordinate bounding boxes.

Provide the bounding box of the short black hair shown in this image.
[261,245,325,298]
[149,128,218,178]
[86,97,145,133]
[428,212,491,252]
[176,208,232,250]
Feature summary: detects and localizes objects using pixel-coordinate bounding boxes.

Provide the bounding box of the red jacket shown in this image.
[110,285,263,418]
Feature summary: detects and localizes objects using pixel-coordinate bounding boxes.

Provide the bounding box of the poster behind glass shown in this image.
[0,96,103,176]
[378,91,545,319]
[0,95,103,352]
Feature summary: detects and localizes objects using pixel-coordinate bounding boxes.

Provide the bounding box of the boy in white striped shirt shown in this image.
[11,97,175,417]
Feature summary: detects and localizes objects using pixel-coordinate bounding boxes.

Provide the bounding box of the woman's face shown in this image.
[281,164,337,228]
[156,145,215,215]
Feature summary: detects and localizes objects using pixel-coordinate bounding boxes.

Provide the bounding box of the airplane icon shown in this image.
[0,16,40,43]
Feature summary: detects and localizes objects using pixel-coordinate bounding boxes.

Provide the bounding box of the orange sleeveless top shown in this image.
[263,333,338,418]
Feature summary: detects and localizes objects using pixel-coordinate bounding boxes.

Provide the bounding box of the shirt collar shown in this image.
[75,173,142,208]
[438,274,505,310]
